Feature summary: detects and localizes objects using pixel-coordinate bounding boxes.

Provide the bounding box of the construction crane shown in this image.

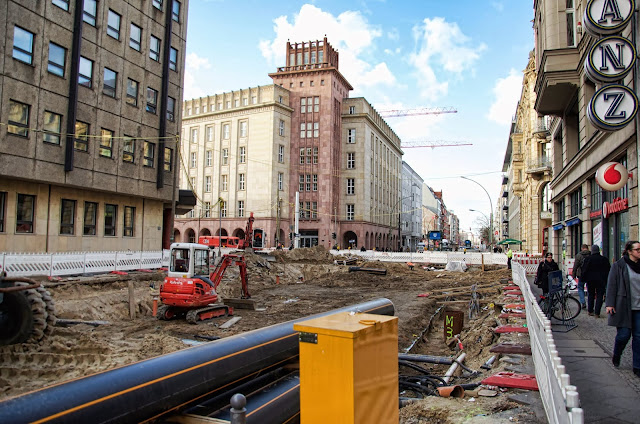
[401,140,472,149]
[378,107,457,118]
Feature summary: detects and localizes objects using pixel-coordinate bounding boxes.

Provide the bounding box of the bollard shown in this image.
[570,407,584,424]
[276,275,280,284]
[229,393,247,424]
[566,390,580,409]
[152,296,158,317]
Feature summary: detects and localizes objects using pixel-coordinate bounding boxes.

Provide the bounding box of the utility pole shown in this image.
[294,192,300,248]
[276,189,281,248]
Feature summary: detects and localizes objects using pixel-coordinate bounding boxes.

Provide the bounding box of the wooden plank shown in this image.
[219,316,242,329]
[55,319,111,327]
[490,342,532,355]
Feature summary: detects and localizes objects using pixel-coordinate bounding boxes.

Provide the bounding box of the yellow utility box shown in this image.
[293,312,398,424]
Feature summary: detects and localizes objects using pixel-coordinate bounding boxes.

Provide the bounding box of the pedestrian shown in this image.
[572,244,591,308]
[581,245,610,317]
[534,252,559,294]
[606,240,640,376]
[360,245,366,252]
[506,247,513,269]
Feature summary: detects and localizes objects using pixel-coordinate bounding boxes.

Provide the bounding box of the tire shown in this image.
[36,286,57,335]
[0,290,34,345]
[16,282,48,343]
[552,295,581,321]
[157,305,175,320]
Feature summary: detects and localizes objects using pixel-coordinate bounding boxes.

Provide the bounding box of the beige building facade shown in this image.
[0,0,188,253]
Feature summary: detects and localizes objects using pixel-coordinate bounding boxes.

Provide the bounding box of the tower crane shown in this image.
[378,107,457,118]
[401,140,472,149]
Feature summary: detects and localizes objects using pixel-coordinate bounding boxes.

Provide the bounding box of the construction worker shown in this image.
[506,247,513,269]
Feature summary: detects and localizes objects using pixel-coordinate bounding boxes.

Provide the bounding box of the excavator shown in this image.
[157,243,253,324]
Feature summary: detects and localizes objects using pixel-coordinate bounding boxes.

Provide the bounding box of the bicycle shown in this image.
[538,278,581,321]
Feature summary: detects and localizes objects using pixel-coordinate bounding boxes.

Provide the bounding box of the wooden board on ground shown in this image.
[219,317,242,329]
[223,298,257,310]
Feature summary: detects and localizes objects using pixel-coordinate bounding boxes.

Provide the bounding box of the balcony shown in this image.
[502,175,508,185]
[532,116,551,138]
[534,48,580,115]
[525,157,552,175]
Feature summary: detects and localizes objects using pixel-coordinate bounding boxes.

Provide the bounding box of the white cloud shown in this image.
[409,17,486,100]
[259,4,398,91]
[186,53,212,71]
[387,28,400,41]
[492,1,505,12]
[184,53,213,100]
[487,69,523,125]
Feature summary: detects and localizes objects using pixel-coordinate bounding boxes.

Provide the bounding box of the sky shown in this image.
[183,0,534,237]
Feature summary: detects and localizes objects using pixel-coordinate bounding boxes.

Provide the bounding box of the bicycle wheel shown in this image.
[552,295,581,321]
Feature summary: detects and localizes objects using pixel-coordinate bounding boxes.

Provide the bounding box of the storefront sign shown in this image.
[595,161,629,191]
[602,197,629,218]
[585,36,636,83]
[587,84,638,131]
[584,0,635,36]
[590,209,603,218]
[593,221,603,249]
[552,223,565,231]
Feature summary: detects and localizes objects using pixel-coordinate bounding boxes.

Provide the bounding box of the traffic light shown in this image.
[332,232,336,239]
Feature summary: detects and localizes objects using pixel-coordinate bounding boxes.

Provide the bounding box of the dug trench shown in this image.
[0,246,543,423]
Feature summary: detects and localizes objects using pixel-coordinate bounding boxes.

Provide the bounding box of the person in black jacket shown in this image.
[534,252,560,294]
[581,245,610,317]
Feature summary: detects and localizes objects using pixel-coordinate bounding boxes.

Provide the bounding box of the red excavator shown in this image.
[157,243,253,324]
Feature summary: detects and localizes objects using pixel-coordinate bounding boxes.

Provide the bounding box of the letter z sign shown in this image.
[588,84,638,131]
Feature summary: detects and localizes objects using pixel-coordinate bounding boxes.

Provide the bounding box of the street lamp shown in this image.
[469,208,489,247]
[391,183,420,251]
[461,176,493,248]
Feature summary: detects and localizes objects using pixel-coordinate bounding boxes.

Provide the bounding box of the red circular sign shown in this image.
[595,162,628,191]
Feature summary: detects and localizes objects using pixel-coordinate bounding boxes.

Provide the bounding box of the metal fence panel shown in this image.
[83,252,118,275]
[2,253,52,277]
[51,253,86,276]
[116,251,143,272]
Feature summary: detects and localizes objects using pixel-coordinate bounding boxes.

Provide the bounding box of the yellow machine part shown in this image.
[293,312,399,424]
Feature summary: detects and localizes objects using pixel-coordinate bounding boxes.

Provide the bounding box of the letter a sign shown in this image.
[584,0,634,36]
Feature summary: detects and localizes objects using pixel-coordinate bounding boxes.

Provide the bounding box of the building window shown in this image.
[313,122,319,138]
[306,174,311,191]
[314,97,319,112]
[346,178,356,195]
[590,179,602,212]
[556,199,566,222]
[299,175,304,191]
[299,148,304,165]
[172,1,181,22]
[60,199,75,235]
[347,129,356,143]
[16,194,35,233]
[130,23,141,51]
[300,123,305,138]
[123,206,135,237]
[221,175,228,191]
[153,0,163,10]
[346,204,354,221]
[221,202,227,218]
[43,111,62,145]
[205,176,212,192]
[222,148,228,165]
[103,68,117,97]
[143,141,155,167]
[83,0,97,25]
[167,96,175,121]
[278,173,283,190]
[0,192,6,232]
[150,35,161,61]
[53,0,70,11]
[226,100,231,109]
[299,202,305,218]
[223,124,230,139]
[123,136,135,163]
[190,177,196,189]
[566,0,576,47]
[313,174,318,191]
[306,147,312,164]
[347,152,355,169]
[240,121,247,137]
[206,126,213,142]
[83,201,97,235]
[306,123,312,138]
[570,188,582,217]
[312,202,317,219]
[243,98,248,106]
[279,120,285,136]
[74,121,89,151]
[104,204,117,237]
[238,174,245,190]
[238,200,245,218]
[47,42,66,77]
[100,129,113,158]
[349,106,355,114]
[126,78,138,106]
[278,145,284,163]
[79,56,93,88]
[190,128,198,143]
[8,100,30,137]
[239,146,246,163]
[313,147,318,164]
[146,87,158,113]
[107,10,121,40]
[190,152,197,168]
[205,150,212,167]
[163,147,172,171]
[12,26,34,65]
[169,47,178,71]
[300,98,306,113]
[204,202,211,218]
[234,99,239,107]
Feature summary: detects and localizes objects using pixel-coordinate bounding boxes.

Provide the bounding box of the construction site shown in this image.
[0,246,544,423]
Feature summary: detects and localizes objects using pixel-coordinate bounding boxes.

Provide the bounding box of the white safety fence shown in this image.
[511,262,583,424]
[330,250,508,265]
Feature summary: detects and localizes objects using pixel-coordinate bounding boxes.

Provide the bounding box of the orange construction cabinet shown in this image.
[293,312,399,424]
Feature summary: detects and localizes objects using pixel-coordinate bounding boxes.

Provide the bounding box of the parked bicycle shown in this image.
[538,277,581,321]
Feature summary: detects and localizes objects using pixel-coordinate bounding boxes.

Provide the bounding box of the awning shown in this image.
[552,223,565,231]
[565,217,581,227]
[497,238,522,245]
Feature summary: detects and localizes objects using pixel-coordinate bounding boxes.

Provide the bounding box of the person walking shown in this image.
[534,252,560,294]
[506,247,513,270]
[606,240,640,376]
[581,245,610,317]
[572,244,591,309]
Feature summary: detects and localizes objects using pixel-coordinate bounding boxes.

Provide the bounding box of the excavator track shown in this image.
[186,305,232,324]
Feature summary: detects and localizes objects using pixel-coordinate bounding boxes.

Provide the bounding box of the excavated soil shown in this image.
[0,246,542,422]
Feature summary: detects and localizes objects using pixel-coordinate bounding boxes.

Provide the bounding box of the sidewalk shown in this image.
[528,277,640,423]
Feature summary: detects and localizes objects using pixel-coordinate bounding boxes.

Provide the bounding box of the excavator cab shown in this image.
[168,243,210,278]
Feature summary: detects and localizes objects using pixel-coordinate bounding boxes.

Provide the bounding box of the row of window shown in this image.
[188,119,286,144]
[0,192,135,237]
[189,145,286,169]
[52,0,181,29]
[188,200,246,219]
[298,174,319,192]
[7,100,173,169]
[185,96,261,115]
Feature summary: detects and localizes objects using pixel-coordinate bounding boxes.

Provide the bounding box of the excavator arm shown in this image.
[209,254,251,299]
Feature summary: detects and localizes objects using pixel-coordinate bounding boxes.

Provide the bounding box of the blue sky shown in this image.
[183,0,534,237]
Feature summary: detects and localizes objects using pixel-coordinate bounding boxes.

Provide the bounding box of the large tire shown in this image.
[15,282,48,343]
[0,290,34,345]
[36,285,57,336]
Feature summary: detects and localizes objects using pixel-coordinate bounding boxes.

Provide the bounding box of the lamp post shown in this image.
[469,208,489,248]
[390,183,419,251]
[461,176,493,249]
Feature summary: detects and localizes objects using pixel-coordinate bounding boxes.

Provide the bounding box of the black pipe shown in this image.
[398,353,454,365]
[0,298,393,423]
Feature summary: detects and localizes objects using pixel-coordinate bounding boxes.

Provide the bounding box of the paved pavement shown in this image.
[528,277,640,423]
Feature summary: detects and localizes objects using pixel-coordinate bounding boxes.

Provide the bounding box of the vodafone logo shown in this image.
[603,197,629,219]
[595,162,628,191]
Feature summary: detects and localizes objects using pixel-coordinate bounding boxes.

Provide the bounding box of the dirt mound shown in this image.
[271,245,335,264]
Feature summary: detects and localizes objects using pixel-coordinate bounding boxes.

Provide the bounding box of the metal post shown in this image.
[229,393,247,424]
[461,176,494,248]
[218,197,223,258]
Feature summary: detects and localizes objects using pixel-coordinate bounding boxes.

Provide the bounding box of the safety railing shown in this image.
[511,262,583,424]
[330,250,508,265]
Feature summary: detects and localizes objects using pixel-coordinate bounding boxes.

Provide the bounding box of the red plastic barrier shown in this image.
[503,285,519,290]
[498,312,527,319]
[494,325,529,334]
[481,372,538,390]
[504,290,522,295]
[504,303,525,309]
[111,271,128,275]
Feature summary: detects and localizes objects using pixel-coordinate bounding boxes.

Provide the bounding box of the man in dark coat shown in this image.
[534,252,559,294]
[606,240,640,376]
[581,245,610,317]
[572,244,590,308]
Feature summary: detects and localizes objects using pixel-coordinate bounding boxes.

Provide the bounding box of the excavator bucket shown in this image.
[223,298,256,310]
